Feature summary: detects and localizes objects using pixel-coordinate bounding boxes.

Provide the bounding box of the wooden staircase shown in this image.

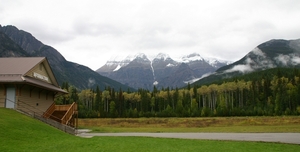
[43,102,78,128]
[50,111,66,122]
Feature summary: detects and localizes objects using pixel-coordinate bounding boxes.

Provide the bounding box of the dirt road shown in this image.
[77,131,300,145]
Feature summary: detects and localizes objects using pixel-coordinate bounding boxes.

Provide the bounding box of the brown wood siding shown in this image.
[17,85,54,116]
[26,63,53,84]
[0,86,5,107]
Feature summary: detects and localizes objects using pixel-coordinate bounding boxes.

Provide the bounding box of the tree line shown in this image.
[55,68,300,118]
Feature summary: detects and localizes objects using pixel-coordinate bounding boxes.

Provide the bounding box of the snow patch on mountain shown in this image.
[113,65,122,71]
[166,63,175,67]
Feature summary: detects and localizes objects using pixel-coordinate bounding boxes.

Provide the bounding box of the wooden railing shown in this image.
[61,102,77,125]
[55,104,73,111]
[2,98,78,131]
[43,102,56,118]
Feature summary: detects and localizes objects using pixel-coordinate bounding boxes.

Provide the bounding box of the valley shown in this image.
[1,24,300,119]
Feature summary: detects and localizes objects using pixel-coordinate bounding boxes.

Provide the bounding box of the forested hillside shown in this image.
[193,39,300,86]
[57,68,300,118]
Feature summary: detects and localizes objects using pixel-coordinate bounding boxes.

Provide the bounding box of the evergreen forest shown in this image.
[55,68,300,118]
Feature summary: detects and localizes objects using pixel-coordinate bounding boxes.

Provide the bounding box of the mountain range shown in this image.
[97,38,300,90]
[96,53,230,90]
[192,38,300,86]
[0,25,133,91]
[2,25,299,91]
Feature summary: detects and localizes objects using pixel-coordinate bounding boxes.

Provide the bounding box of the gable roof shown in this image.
[0,57,67,94]
[0,57,44,75]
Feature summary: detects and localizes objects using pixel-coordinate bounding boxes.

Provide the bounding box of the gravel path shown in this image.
[77,131,300,145]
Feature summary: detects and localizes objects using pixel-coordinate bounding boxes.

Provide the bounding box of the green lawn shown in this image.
[1,108,300,152]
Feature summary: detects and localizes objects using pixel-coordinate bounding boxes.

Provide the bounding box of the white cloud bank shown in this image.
[1,0,300,70]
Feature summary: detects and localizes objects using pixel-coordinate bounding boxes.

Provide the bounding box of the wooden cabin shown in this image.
[0,57,77,128]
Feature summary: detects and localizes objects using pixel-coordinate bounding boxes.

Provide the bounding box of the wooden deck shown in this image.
[43,102,78,128]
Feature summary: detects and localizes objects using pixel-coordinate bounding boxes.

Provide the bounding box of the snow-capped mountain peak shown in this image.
[135,53,146,58]
[123,54,135,62]
[97,52,230,90]
[133,53,150,62]
[181,53,204,63]
[152,53,178,68]
[155,53,171,61]
[204,57,232,68]
[106,53,149,67]
[108,55,125,62]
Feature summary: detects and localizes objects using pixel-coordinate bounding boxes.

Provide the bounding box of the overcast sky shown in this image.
[1,0,300,70]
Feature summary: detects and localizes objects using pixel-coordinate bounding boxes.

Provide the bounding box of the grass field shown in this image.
[79,116,300,133]
[1,108,300,152]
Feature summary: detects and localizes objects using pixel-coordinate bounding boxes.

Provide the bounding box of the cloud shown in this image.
[224,50,300,75]
[275,54,300,66]
[292,56,300,65]
[290,39,300,51]
[184,72,214,84]
[88,78,96,88]
[1,0,300,70]
[12,19,75,45]
[225,66,250,74]
[136,27,171,49]
[224,62,254,74]
[292,56,300,64]
[252,47,266,57]
[275,54,290,66]
[73,21,126,37]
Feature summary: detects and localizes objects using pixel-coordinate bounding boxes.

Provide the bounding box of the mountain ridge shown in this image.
[193,38,300,86]
[97,52,230,90]
[0,25,134,91]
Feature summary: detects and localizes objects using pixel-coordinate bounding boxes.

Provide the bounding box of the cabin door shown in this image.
[6,87,15,108]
